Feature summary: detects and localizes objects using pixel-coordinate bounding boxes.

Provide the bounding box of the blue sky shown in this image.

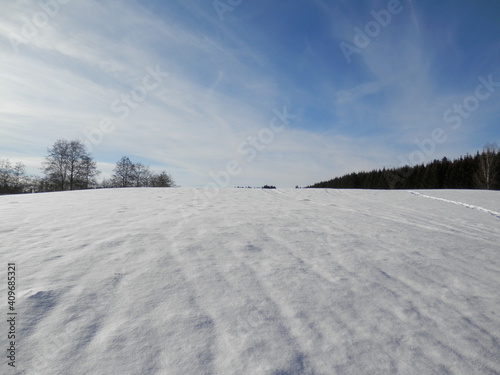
[1,0,499,187]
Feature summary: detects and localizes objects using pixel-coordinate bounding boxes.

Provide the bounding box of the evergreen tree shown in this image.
[307,146,500,190]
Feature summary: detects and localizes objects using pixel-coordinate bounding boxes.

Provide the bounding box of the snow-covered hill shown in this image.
[1,188,499,375]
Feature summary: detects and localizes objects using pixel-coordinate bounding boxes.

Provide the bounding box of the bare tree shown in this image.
[475,143,498,189]
[0,159,30,194]
[112,156,136,187]
[134,162,152,187]
[111,157,175,188]
[11,162,26,192]
[0,159,13,192]
[150,171,175,187]
[26,175,42,193]
[77,155,100,189]
[99,177,114,189]
[42,139,69,190]
[42,139,99,191]
[66,140,87,190]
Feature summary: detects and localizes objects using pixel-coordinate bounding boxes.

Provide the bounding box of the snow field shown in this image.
[1,188,499,375]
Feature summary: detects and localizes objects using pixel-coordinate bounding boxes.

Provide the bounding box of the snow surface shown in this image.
[410,191,500,219]
[1,188,499,375]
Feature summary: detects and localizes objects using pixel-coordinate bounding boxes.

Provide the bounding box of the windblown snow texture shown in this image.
[1,188,499,375]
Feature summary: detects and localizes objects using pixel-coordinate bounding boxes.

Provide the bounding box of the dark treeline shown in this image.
[1,139,175,195]
[308,144,500,190]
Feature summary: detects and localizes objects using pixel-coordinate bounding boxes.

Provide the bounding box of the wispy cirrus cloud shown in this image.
[0,0,498,187]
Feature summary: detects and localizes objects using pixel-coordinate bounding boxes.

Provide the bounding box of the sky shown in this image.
[1,0,499,188]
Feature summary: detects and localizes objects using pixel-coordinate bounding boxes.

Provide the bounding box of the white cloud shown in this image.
[1,0,498,187]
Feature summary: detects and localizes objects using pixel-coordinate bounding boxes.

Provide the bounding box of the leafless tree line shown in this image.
[102,156,175,188]
[0,139,175,195]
